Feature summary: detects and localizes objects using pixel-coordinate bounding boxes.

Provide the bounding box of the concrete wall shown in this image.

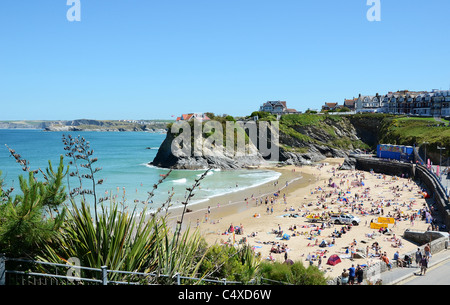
[355,157,415,178]
[404,230,449,249]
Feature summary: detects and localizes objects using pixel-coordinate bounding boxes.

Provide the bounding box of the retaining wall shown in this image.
[355,157,415,178]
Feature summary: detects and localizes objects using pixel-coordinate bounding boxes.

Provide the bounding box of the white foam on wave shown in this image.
[172,178,187,184]
[197,170,282,201]
[131,169,293,218]
[142,163,166,170]
[197,171,214,177]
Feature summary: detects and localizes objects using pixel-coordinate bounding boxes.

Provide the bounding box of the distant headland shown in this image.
[0,119,172,132]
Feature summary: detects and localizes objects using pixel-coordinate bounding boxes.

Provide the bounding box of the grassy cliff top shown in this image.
[378,116,450,157]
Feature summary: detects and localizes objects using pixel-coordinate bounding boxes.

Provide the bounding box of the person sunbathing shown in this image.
[267,253,275,261]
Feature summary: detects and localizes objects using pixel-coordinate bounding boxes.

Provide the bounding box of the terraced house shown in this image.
[352,89,450,117]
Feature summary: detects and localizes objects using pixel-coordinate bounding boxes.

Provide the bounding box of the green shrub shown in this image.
[200,244,260,283]
[258,261,328,285]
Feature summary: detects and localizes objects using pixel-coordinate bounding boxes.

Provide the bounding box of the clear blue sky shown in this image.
[1,0,450,120]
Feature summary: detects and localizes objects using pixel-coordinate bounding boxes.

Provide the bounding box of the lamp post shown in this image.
[423,141,429,165]
[437,145,446,178]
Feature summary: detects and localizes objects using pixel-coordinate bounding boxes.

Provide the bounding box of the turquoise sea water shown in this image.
[0,129,280,212]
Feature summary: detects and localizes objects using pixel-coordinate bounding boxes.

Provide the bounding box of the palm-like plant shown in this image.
[152,218,207,284]
[40,199,158,281]
[40,189,209,284]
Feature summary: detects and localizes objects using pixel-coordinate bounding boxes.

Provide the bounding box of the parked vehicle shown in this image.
[330,213,360,225]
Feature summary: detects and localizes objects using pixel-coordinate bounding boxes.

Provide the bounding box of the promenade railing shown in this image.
[414,147,449,200]
[0,254,287,286]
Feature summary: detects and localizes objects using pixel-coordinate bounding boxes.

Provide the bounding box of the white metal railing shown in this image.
[0,254,286,286]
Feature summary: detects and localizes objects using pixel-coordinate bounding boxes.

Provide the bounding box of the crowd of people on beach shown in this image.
[204,162,441,283]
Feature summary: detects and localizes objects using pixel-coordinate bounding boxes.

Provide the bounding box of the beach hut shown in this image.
[327,254,341,266]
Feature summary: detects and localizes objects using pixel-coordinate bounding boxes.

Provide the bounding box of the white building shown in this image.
[259,101,298,114]
[355,94,383,113]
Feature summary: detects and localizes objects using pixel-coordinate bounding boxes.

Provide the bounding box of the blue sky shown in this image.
[1,0,450,120]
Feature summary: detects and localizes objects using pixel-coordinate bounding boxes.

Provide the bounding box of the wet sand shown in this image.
[165,164,312,231]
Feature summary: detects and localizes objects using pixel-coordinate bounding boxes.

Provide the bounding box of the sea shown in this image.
[0,129,281,213]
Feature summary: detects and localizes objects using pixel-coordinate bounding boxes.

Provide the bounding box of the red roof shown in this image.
[183,114,193,120]
[177,113,210,121]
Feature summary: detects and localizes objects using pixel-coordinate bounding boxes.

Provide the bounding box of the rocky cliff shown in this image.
[151,114,371,169]
[150,123,267,169]
[277,114,370,165]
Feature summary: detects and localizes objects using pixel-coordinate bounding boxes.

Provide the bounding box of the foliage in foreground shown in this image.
[0,155,67,258]
[39,199,207,284]
[258,261,328,285]
[199,243,260,284]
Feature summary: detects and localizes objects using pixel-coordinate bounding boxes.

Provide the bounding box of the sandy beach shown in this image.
[184,158,432,280]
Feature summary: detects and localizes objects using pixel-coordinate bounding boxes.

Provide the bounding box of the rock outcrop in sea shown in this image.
[150,129,267,169]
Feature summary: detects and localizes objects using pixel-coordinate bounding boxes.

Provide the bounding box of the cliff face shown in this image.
[151,125,267,169]
[151,115,371,169]
[277,115,369,165]
[347,114,391,148]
